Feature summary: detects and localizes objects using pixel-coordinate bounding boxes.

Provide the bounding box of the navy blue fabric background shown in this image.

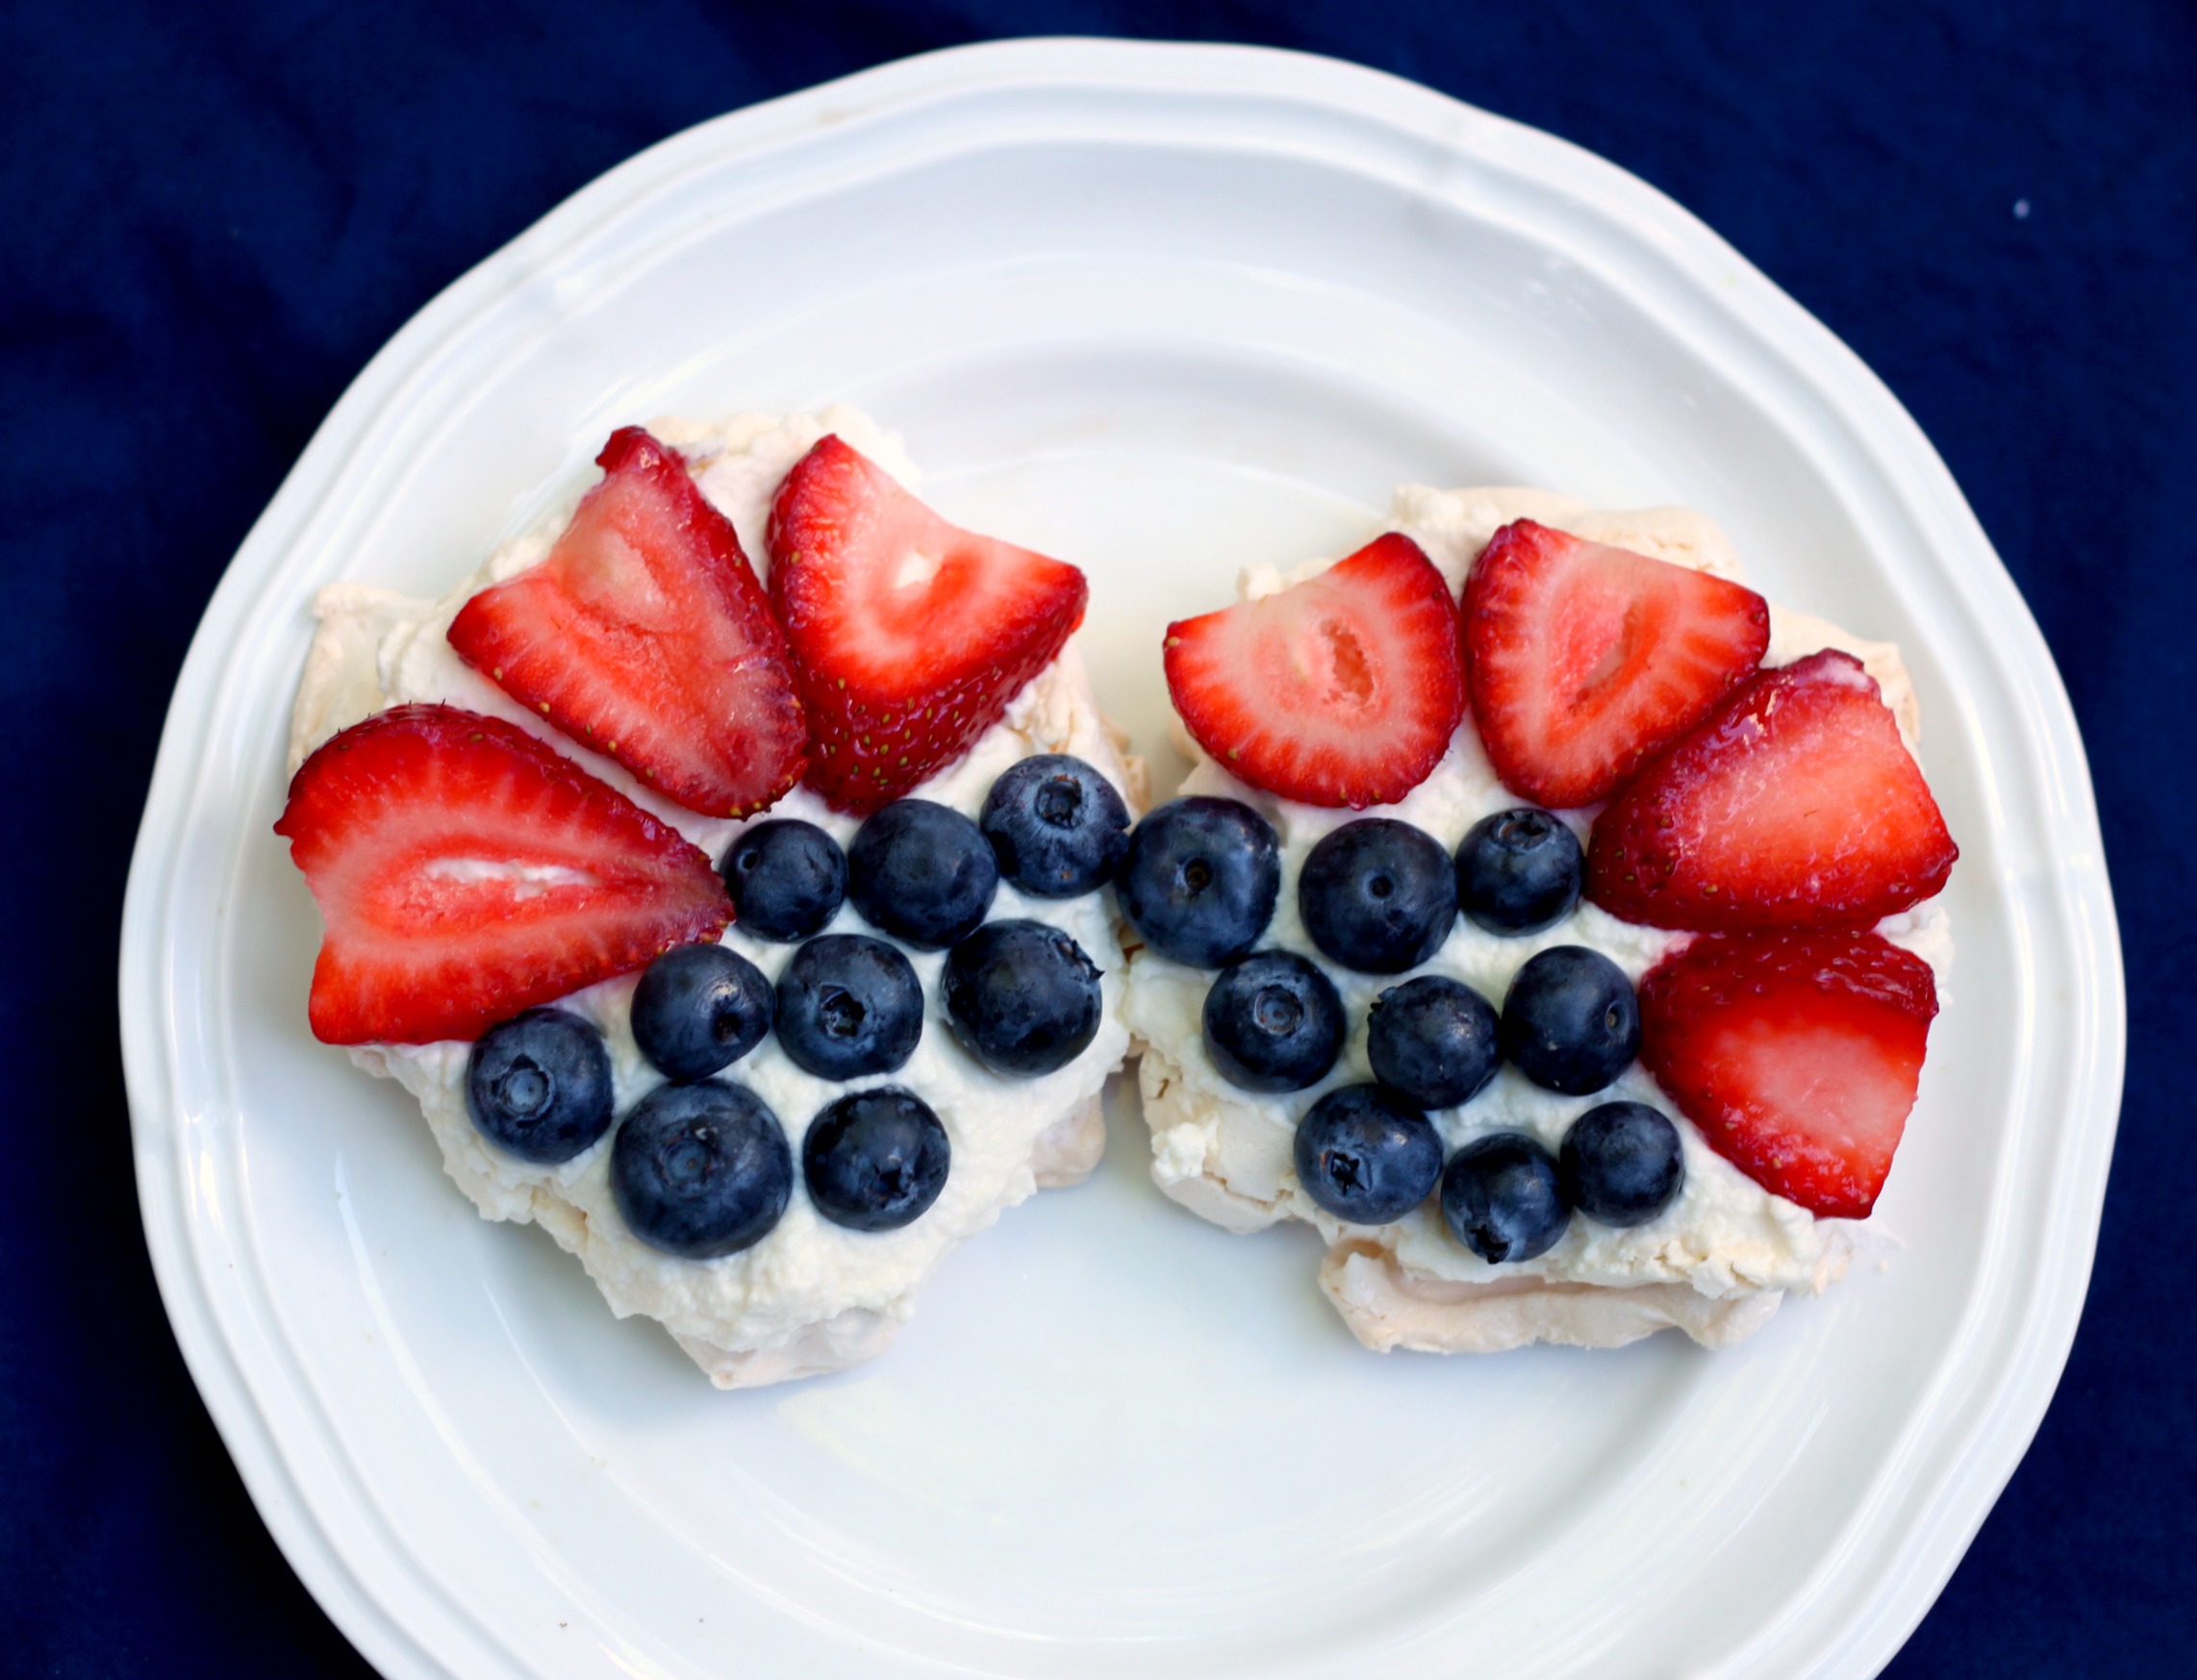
[5,1,2191,1673]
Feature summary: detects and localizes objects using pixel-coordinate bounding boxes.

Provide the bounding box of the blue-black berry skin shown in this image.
[847,799,999,950]
[773,934,924,1079]
[465,1009,614,1165]
[1365,975,1502,1109]
[611,1081,792,1259]
[630,943,773,1083]
[1560,1101,1684,1227]
[1298,818,1458,974]
[1202,950,1345,1093]
[802,1088,952,1233]
[722,819,846,942]
[943,919,1104,1077]
[1441,1132,1572,1263]
[1116,797,1280,968]
[980,754,1131,899]
[1455,809,1584,936]
[1293,1085,1444,1224]
[1500,945,1641,1095]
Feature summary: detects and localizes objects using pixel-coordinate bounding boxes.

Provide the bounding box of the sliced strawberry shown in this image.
[1586,649,1957,930]
[1463,519,1770,808]
[274,705,731,1044]
[767,436,1088,815]
[447,427,807,818]
[1162,533,1464,808]
[1639,930,1939,1217]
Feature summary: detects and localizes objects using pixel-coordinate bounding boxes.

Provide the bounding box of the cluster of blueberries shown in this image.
[1115,797,1684,1265]
[462,755,1132,1262]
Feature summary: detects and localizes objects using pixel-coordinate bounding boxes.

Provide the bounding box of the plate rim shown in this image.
[118,35,2128,1680]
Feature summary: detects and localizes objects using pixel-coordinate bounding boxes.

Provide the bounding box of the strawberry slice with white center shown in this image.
[274,704,731,1044]
[1463,519,1770,808]
[767,435,1089,815]
[1162,533,1464,809]
[1586,648,1957,930]
[447,427,807,818]
[1638,930,1939,1218]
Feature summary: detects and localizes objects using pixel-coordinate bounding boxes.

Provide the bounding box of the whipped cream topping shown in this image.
[1123,486,1952,1322]
[290,411,1135,1384]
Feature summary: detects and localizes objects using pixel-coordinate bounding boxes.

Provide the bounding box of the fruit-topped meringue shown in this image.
[278,410,1144,1388]
[1120,484,1954,1355]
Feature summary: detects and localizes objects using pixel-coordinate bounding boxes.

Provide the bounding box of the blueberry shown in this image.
[1293,1085,1444,1224]
[1365,975,1502,1109]
[630,942,773,1082]
[802,1088,951,1233]
[1456,809,1583,936]
[981,754,1131,898]
[465,1009,614,1165]
[721,819,846,942]
[773,934,924,1079]
[1440,1132,1571,1263]
[1116,796,1281,968]
[1297,818,1457,974]
[1500,945,1641,1095]
[1560,1101,1685,1227]
[611,1081,791,1259]
[1201,950,1345,1093]
[846,799,998,949]
[943,919,1104,1077]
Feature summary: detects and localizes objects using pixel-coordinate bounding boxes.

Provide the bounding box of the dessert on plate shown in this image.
[1119,486,1957,1353]
[276,409,1144,1388]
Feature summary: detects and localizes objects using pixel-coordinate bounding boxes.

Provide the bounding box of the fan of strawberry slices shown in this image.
[1165,511,1958,1221]
[1472,520,1957,1219]
[281,426,1092,1045]
[1581,643,1957,1217]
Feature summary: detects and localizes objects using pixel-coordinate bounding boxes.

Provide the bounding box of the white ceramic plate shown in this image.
[120,38,2124,1680]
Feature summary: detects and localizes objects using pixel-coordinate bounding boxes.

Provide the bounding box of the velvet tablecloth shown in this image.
[6,2,2190,1672]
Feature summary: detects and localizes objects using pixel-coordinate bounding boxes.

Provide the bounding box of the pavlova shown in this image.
[276,410,1143,1388]
[1119,487,1957,1353]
